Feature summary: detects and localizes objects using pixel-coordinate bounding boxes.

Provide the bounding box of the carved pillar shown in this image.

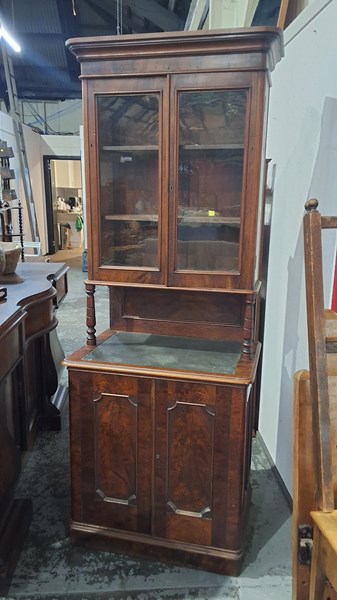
[85,282,96,346]
[242,293,257,360]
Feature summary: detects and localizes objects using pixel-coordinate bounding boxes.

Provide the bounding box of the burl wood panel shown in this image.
[93,390,138,504]
[165,387,215,546]
[110,287,243,341]
[154,380,250,552]
[69,370,152,534]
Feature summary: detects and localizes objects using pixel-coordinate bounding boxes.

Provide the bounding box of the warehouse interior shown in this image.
[0,1,336,599]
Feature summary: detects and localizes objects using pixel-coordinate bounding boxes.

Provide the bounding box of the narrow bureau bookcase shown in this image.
[65,27,283,575]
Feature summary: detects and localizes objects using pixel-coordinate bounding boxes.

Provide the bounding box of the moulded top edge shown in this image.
[66,26,284,70]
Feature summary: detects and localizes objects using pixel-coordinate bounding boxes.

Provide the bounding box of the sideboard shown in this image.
[0,261,68,594]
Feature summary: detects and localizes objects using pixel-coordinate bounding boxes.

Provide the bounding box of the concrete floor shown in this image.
[7,255,292,599]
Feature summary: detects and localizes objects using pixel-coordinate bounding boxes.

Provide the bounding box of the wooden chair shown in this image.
[293,366,337,600]
[292,199,337,600]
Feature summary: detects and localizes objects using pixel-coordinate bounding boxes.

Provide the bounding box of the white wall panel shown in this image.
[260,0,337,493]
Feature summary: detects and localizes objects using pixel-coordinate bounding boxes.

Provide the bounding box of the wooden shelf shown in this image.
[101,145,158,151]
[104,214,240,225]
[180,143,244,150]
[101,144,243,152]
[179,216,240,224]
[105,214,158,222]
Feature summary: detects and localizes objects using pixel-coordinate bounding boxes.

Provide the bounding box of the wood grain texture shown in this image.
[292,370,316,600]
[70,370,152,534]
[67,365,253,574]
[303,205,334,512]
[66,27,284,72]
[69,29,282,293]
[109,286,244,341]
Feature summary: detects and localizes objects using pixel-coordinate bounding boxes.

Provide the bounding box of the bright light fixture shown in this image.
[0,25,21,53]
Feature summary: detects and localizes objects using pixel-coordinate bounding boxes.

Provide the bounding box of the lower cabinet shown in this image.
[69,367,253,575]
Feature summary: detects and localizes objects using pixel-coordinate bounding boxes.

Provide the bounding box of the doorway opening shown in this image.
[44,156,83,260]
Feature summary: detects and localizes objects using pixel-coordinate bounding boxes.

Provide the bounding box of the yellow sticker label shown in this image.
[208,210,215,217]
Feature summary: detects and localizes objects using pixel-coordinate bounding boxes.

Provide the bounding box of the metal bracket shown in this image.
[298,524,313,565]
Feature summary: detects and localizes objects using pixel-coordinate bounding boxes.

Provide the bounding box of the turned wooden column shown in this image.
[242,292,257,360]
[85,282,96,346]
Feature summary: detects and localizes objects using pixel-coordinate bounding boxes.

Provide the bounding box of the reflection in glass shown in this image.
[177,90,247,272]
[97,94,159,268]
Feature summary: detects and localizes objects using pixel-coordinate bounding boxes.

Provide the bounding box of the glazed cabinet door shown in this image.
[86,77,168,284]
[69,370,153,534]
[153,380,252,556]
[168,71,267,290]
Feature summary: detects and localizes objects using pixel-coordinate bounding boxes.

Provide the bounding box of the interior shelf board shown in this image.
[180,143,244,150]
[104,215,240,224]
[101,145,158,151]
[104,214,159,222]
[179,216,240,224]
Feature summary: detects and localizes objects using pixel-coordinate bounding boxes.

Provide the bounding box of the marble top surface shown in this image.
[83,331,241,375]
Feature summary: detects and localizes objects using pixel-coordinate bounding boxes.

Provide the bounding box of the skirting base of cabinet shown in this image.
[38,384,68,432]
[0,498,33,596]
[70,521,243,576]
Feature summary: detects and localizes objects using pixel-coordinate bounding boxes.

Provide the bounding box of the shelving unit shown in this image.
[0,140,24,258]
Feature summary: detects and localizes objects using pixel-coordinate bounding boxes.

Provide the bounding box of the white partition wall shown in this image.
[259,0,337,494]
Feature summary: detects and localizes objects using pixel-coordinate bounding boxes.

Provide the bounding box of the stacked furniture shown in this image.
[65,27,283,575]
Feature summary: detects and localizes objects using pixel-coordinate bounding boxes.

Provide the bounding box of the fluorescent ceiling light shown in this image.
[0,25,21,53]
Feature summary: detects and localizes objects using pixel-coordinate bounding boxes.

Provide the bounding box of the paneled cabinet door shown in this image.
[87,77,168,285]
[69,371,153,534]
[153,380,251,554]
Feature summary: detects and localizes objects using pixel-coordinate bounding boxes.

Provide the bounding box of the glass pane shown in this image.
[177,90,247,272]
[97,94,159,268]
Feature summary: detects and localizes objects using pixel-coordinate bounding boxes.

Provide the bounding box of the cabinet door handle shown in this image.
[156,454,160,460]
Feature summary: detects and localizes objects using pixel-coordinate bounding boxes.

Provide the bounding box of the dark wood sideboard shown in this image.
[0,261,68,593]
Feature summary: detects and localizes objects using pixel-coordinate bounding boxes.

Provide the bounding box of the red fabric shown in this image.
[332,254,337,311]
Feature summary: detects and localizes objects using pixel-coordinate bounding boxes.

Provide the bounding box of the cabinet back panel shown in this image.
[110,287,244,341]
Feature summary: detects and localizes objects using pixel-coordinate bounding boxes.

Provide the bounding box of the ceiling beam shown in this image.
[82,0,117,29]
[184,0,209,30]
[56,0,80,77]
[123,0,183,31]
[82,0,137,34]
